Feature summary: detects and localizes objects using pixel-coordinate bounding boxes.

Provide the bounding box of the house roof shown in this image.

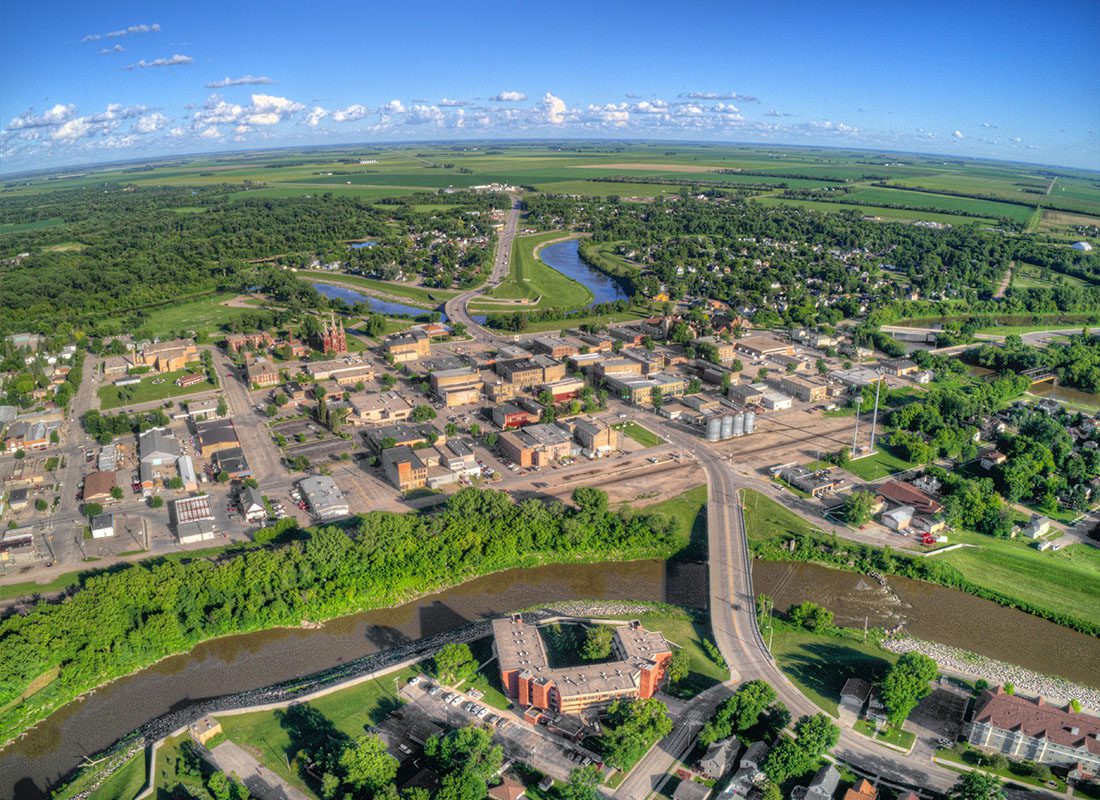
[840,677,872,703]
[973,687,1100,755]
[843,779,878,800]
[83,470,117,499]
[672,780,711,800]
[487,778,526,800]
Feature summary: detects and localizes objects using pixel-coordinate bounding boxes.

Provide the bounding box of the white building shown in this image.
[299,475,349,520]
[90,513,115,539]
[882,505,915,531]
[1071,241,1093,251]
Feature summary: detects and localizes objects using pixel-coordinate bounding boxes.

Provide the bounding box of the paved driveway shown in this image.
[206,740,311,800]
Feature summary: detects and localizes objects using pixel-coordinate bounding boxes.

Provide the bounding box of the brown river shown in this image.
[2,558,1098,799]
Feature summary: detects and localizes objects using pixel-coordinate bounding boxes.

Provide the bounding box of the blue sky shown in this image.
[2,0,1098,173]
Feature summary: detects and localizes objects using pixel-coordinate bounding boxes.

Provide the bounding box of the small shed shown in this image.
[189,715,222,746]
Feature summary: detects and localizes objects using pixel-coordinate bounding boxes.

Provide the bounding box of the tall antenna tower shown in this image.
[868,376,883,452]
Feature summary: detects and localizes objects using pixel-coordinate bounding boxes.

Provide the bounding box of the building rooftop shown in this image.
[974,687,1100,755]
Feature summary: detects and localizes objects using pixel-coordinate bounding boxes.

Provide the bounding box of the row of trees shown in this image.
[0,487,687,742]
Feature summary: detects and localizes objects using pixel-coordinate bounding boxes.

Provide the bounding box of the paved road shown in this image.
[445,194,522,337]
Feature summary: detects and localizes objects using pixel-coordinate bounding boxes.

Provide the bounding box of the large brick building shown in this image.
[134,339,199,374]
[493,615,672,716]
[967,687,1100,774]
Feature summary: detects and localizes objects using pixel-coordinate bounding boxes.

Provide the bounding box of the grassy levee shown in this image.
[489,231,593,309]
[305,272,460,305]
[742,489,1100,637]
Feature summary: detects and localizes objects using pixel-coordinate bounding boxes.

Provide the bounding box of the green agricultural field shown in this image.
[227,185,421,201]
[0,218,67,234]
[843,186,1036,225]
[489,231,594,308]
[1010,261,1089,289]
[98,367,215,410]
[751,195,998,226]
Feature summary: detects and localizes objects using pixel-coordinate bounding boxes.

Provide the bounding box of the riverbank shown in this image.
[50,601,718,800]
[881,634,1100,713]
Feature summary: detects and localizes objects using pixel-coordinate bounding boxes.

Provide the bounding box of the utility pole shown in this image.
[851,394,862,455]
[868,376,883,453]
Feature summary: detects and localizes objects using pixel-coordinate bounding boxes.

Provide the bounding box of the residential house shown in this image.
[796,764,841,800]
[843,779,878,800]
[240,486,266,523]
[699,737,741,779]
[719,741,768,800]
[487,777,527,800]
[1022,514,1052,539]
[840,677,872,716]
[673,781,711,800]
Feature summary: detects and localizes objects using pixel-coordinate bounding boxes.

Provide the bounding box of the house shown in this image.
[240,486,266,523]
[246,358,280,388]
[82,470,118,503]
[196,418,239,458]
[1022,514,1052,539]
[912,474,942,496]
[877,480,944,515]
[843,779,878,800]
[968,686,1100,773]
[840,677,873,715]
[882,505,915,531]
[911,369,935,385]
[382,446,428,491]
[487,778,527,800]
[90,513,115,539]
[299,475,349,520]
[139,428,180,466]
[795,764,841,800]
[719,741,768,800]
[673,781,712,800]
[699,737,741,779]
[980,449,1007,471]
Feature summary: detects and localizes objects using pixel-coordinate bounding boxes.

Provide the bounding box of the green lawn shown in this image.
[613,421,665,447]
[86,749,148,800]
[938,528,1100,632]
[640,484,707,560]
[490,231,594,309]
[217,664,420,798]
[98,366,215,410]
[470,308,647,333]
[853,718,915,751]
[841,446,914,481]
[752,195,998,226]
[135,293,255,339]
[742,488,822,544]
[767,619,896,717]
[0,569,84,601]
[0,217,66,234]
[1010,261,1090,290]
[935,747,1066,792]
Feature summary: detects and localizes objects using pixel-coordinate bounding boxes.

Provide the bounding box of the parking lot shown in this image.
[397,675,603,782]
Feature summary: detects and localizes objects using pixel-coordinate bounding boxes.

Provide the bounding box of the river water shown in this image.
[312,282,445,320]
[3,557,1098,798]
[538,239,630,307]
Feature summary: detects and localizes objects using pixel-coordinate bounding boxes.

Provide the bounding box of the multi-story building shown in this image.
[306,357,374,384]
[777,375,829,403]
[694,336,737,363]
[246,358,280,388]
[381,446,429,491]
[196,418,239,458]
[224,331,274,353]
[498,422,573,467]
[531,336,579,359]
[430,367,482,407]
[967,687,1100,774]
[133,339,200,374]
[496,356,566,388]
[493,615,671,716]
[346,391,413,426]
[604,372,685,406]
[384,328,431,363]
[571,417,619,456]
[492,402,535,430]
[313,313,348,354]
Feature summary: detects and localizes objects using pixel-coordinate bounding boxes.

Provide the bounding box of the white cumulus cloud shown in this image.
[8,104,77,130]
[205,75,275,88]
[125,53,193,70]
[100,44,124,55]
[542,92,567,124]
[133,112,169,134]
[304,107,329,127]
[331,104,369,123]
[492,91,527,102]
[953,130,964,140]
[83,22,160,42]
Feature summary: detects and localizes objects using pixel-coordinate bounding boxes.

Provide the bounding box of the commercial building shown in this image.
[493,615,672,715]
[539,377,586,402]
[967,686,1100,773]
[246,358,280,388]
[381,446,429,491]
[299,475,349,520]
[171,495,217,545]
[139,428,180,466]
[82,470,118,503]
[777,465,840,497]
[498,423,573,467]
[384,329,431,363]
[365,423,439,453]
[877,480,943,516]
[735,335,793,358]
[777,375,829,403]
[196,418,240,458]
[213,447,251,479]
[496,356,566,388]
[89,513,115,539]
[306,357,374,384]
[727,383,765,406]
[492,402,536,430]
[571,417,618,457]
[177,455,198,491]
[531,336,579,359]
[347,391,414,426]
[430,367,482,407]
[694,336,738,363]
[879,358,920,376]
[604,372,685,406]
[185,397,222,421]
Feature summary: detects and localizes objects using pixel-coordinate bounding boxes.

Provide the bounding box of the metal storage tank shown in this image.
[720,415,734,440]
[744,410,756,434]
[706,415,722,442]
[732,412,745,437]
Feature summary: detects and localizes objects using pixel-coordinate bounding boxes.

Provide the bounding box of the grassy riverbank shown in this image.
[0,487,699,747]
[741,489,1100,637]
[490,231,593,308]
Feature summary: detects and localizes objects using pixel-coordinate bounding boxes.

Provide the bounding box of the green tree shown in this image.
[581,626,614,660]
[878,651,939,728]
[788,601,834,633]
[572,487,608,515]
[948,771,1005,800]
[650,386,663,410]
[149,495,164,508]
[665,648,690,685]
[842,490,876,526]
[339,734,399,793]
[412,405,436,423]
[562,765,601,800]
[110,485,124,500]
[82,502,103,518]
[425,725,503,782]
[432,643,478,685]
[602,698,673,770]
[34,499,48,512]
[216,396,229,416]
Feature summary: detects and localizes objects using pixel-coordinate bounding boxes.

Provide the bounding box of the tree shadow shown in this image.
[363,623,413,650]
[780,641,892,708]
[276,702,351,786]
[418,600,471,638]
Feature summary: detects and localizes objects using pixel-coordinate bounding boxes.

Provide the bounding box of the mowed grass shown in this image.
[841,445,915,481]
[136,293,255,339]
[1010,261,1091,289]
[98,366,215,410]
[742,488,822,543]
[639,484,708,560]
[228,184,421,202]
[0,217,66,234]
[216,664,420,797]
[83,749,148,800]
[476,309,647,333]
[613,421,665,447]
[490,231,593,309]
[751,195,997,226]
[308,272,458,305]
[938,529,1100,631]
